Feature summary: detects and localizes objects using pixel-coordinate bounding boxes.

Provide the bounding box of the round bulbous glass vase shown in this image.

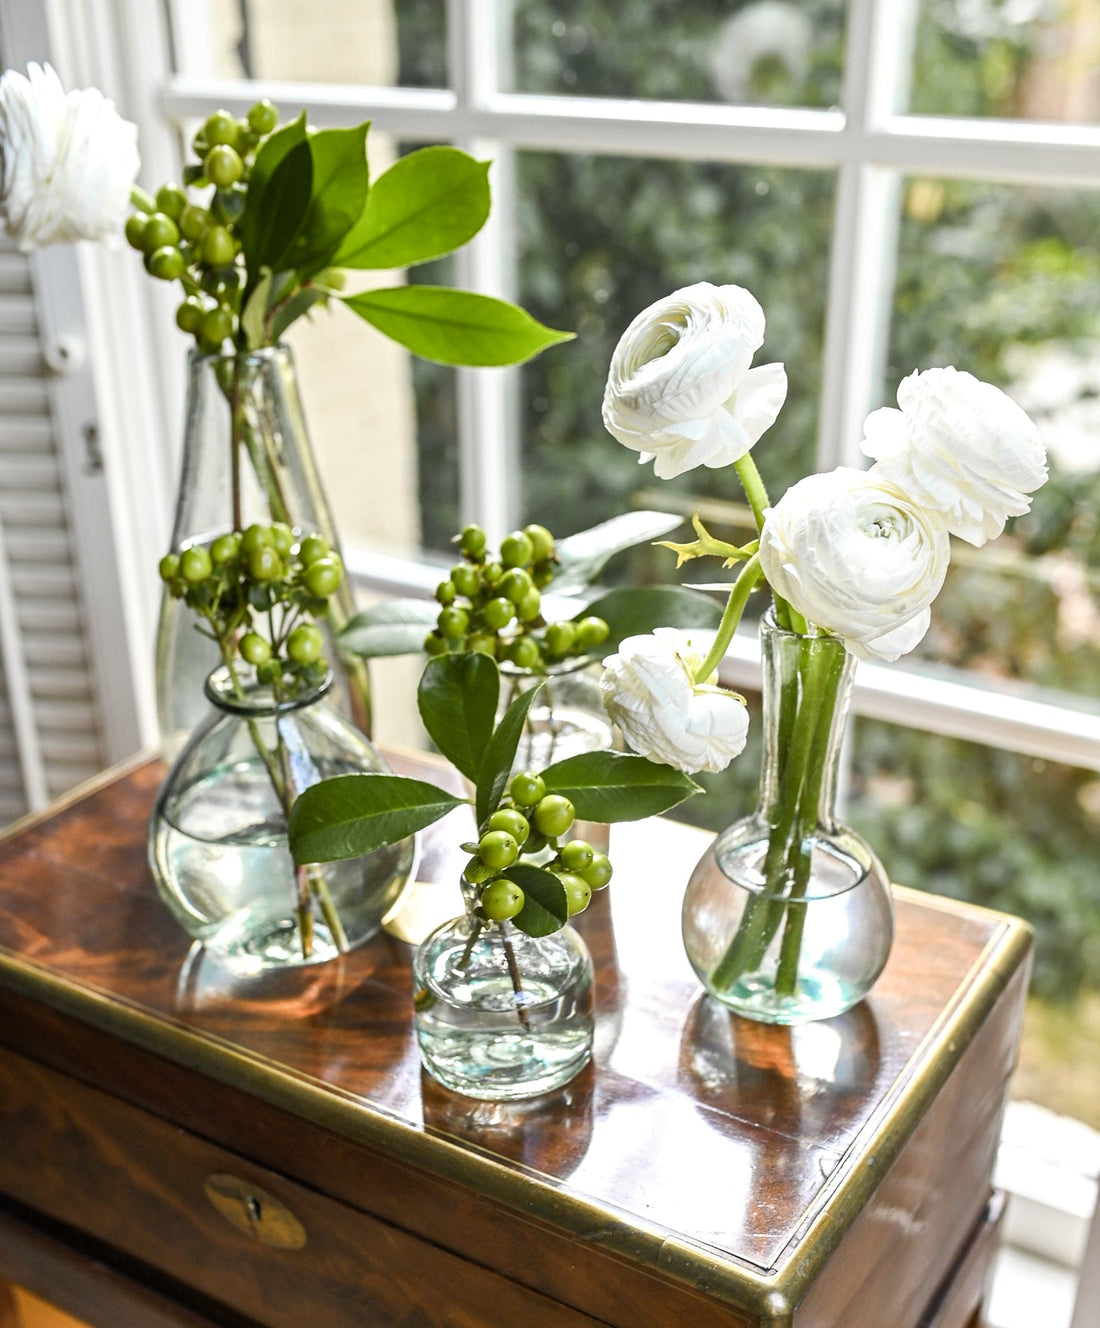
[149,667,414,973]
[498,657,616,772]
[156,346,371,759]
[412,901,595,1100]
[681,611,894,1025]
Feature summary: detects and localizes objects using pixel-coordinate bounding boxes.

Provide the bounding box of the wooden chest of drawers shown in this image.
[0,755,1030,1328]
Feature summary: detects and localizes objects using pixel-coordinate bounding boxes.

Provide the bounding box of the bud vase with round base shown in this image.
[149,667,413,972]
[681,610,894,1024]
[498,658,616,772]
[413,898,595,1100]
[156,347,371,758]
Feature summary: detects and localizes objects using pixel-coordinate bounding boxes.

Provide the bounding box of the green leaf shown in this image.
[284,123,371,277]
[270,287,330,341]
[541,750,701,823]
[476,680,545,829]
[504,863,568,937]
[339,599,439,658]
[342,286,573,366]
[240,113,308,271]
[417,653,499,782]
[575,585,723,654]
[552,511,685,595]
[244,138,314,275]
[240,269,273,351]
[336,146,490,270]
[287,773,463,863]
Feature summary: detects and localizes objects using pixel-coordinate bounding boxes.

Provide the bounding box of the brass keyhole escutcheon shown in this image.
[203,1173,307,1250]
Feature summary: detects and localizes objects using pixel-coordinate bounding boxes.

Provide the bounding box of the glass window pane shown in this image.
[505,0,846,109]
[849,720,1100,1127]
[909,0,1100,123]
[180,0,446,88]
[885,176,1100,703]
[516,151,835,563]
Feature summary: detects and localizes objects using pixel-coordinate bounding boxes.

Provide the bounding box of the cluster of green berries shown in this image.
[158,523,343,691]
[424,522,610,667]
[124,101,281,352]
[464,771,613,925]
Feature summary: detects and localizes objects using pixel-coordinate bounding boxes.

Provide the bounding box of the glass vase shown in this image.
[149,666,414,972]
[681,610,894,1024]
[412,885,595,1099]
[156,347,371,758]
[498,657,616,772]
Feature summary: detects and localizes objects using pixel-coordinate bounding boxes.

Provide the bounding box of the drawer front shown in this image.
[920,1193,1004,1328]
[0,1046,601,1328]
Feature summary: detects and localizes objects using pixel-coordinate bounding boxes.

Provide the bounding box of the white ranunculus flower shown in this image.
[0,62,139,251]
[602,281,788,480]
[600,628,749,774]
[861,367,1047,546]
[758,467,950,662]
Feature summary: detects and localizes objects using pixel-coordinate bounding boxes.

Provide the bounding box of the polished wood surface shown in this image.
[0,756,1031,1327]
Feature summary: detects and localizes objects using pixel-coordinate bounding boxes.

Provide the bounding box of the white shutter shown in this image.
[0,235,108,827]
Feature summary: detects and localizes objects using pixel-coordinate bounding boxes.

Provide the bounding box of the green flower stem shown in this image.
[693,553,764,683]
[732,454,807,635]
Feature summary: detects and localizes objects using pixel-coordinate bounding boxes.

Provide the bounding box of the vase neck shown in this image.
[757,613,856,831]
[203,664,333,718]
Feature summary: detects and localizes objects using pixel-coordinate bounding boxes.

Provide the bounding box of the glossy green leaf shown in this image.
[552,511,685,596]
[339,599,440,658]
[476,680,545,829]
[270,287,330,341]
[240,270,273,351]
[244,138,313,275]
[417,653,499,782]
[336,146,490,270]
[574,585,723,653]
[541,750,701,823]
[342,286,574,366]
[504,863,568,937]
[240,113,308,273]
[285,123,371,277]
[287,773,463,864]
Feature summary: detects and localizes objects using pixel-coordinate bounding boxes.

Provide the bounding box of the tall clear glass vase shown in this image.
[681,610,894,1024]
[156,347,371,757]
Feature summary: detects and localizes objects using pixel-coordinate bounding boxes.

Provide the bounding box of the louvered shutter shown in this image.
[0,234,108,828]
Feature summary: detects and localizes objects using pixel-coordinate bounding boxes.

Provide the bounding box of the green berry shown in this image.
[499,568,533,604]
[508,636,541,670]
[206,144,243,188]
[577,616,610,649]
[202,225,236,267]
[240,632,271,665]
[560,839,594,872]
[158,553,180,582]
[483,596,514,631]
[179,204,209,242]
[269,522,294,557]
[303,557,341,597]
[482,561,503,588]
[481,879,524,922]
[142,212,180,251]
[287,623,323,664]
[516,588,541,622]
[154,184,187,219]
[581,853,613,890]
[424,631,448,657]
[544,621,576,658]
[559,872,592,917]
[533,794,575,838]
[240,523,272,555]
[435,580,456,606]
[203,110,238,147]
[438,606,469,639]
[210,533,240,564]
[180,546,212,582]
[175,298,205,334]
[248,544,283,582]
[532,561,556,589]
[510,771,546,807]
[500,531,534,568]
[256,659,281,685]
[451,564,480,598]
[148,246,185,280]
[459,523,486,557]
[124,214,148,250]
[487,809,530,845]
[467,633,497,656]
[524,524,555,562]
[248,99,278,134]
[478,830,519,870]
[199,306,234,345]
[299,535,328,565]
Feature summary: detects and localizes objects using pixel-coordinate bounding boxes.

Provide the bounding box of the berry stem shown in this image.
[500,923,533,1032]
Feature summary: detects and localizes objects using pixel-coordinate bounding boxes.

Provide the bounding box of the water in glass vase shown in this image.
[413,916,594,1100]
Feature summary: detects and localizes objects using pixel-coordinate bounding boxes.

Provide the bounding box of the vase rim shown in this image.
[188,343,292,369]
[760,604,848,651]
[203,664,333,717]
[498,654,597,681]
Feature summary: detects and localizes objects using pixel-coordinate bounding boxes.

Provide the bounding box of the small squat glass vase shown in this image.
[156,347,371,758]
[412,884,595,1100]
[149,666,414,972]
[498,657,616,772]
[681,610,894,1024]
